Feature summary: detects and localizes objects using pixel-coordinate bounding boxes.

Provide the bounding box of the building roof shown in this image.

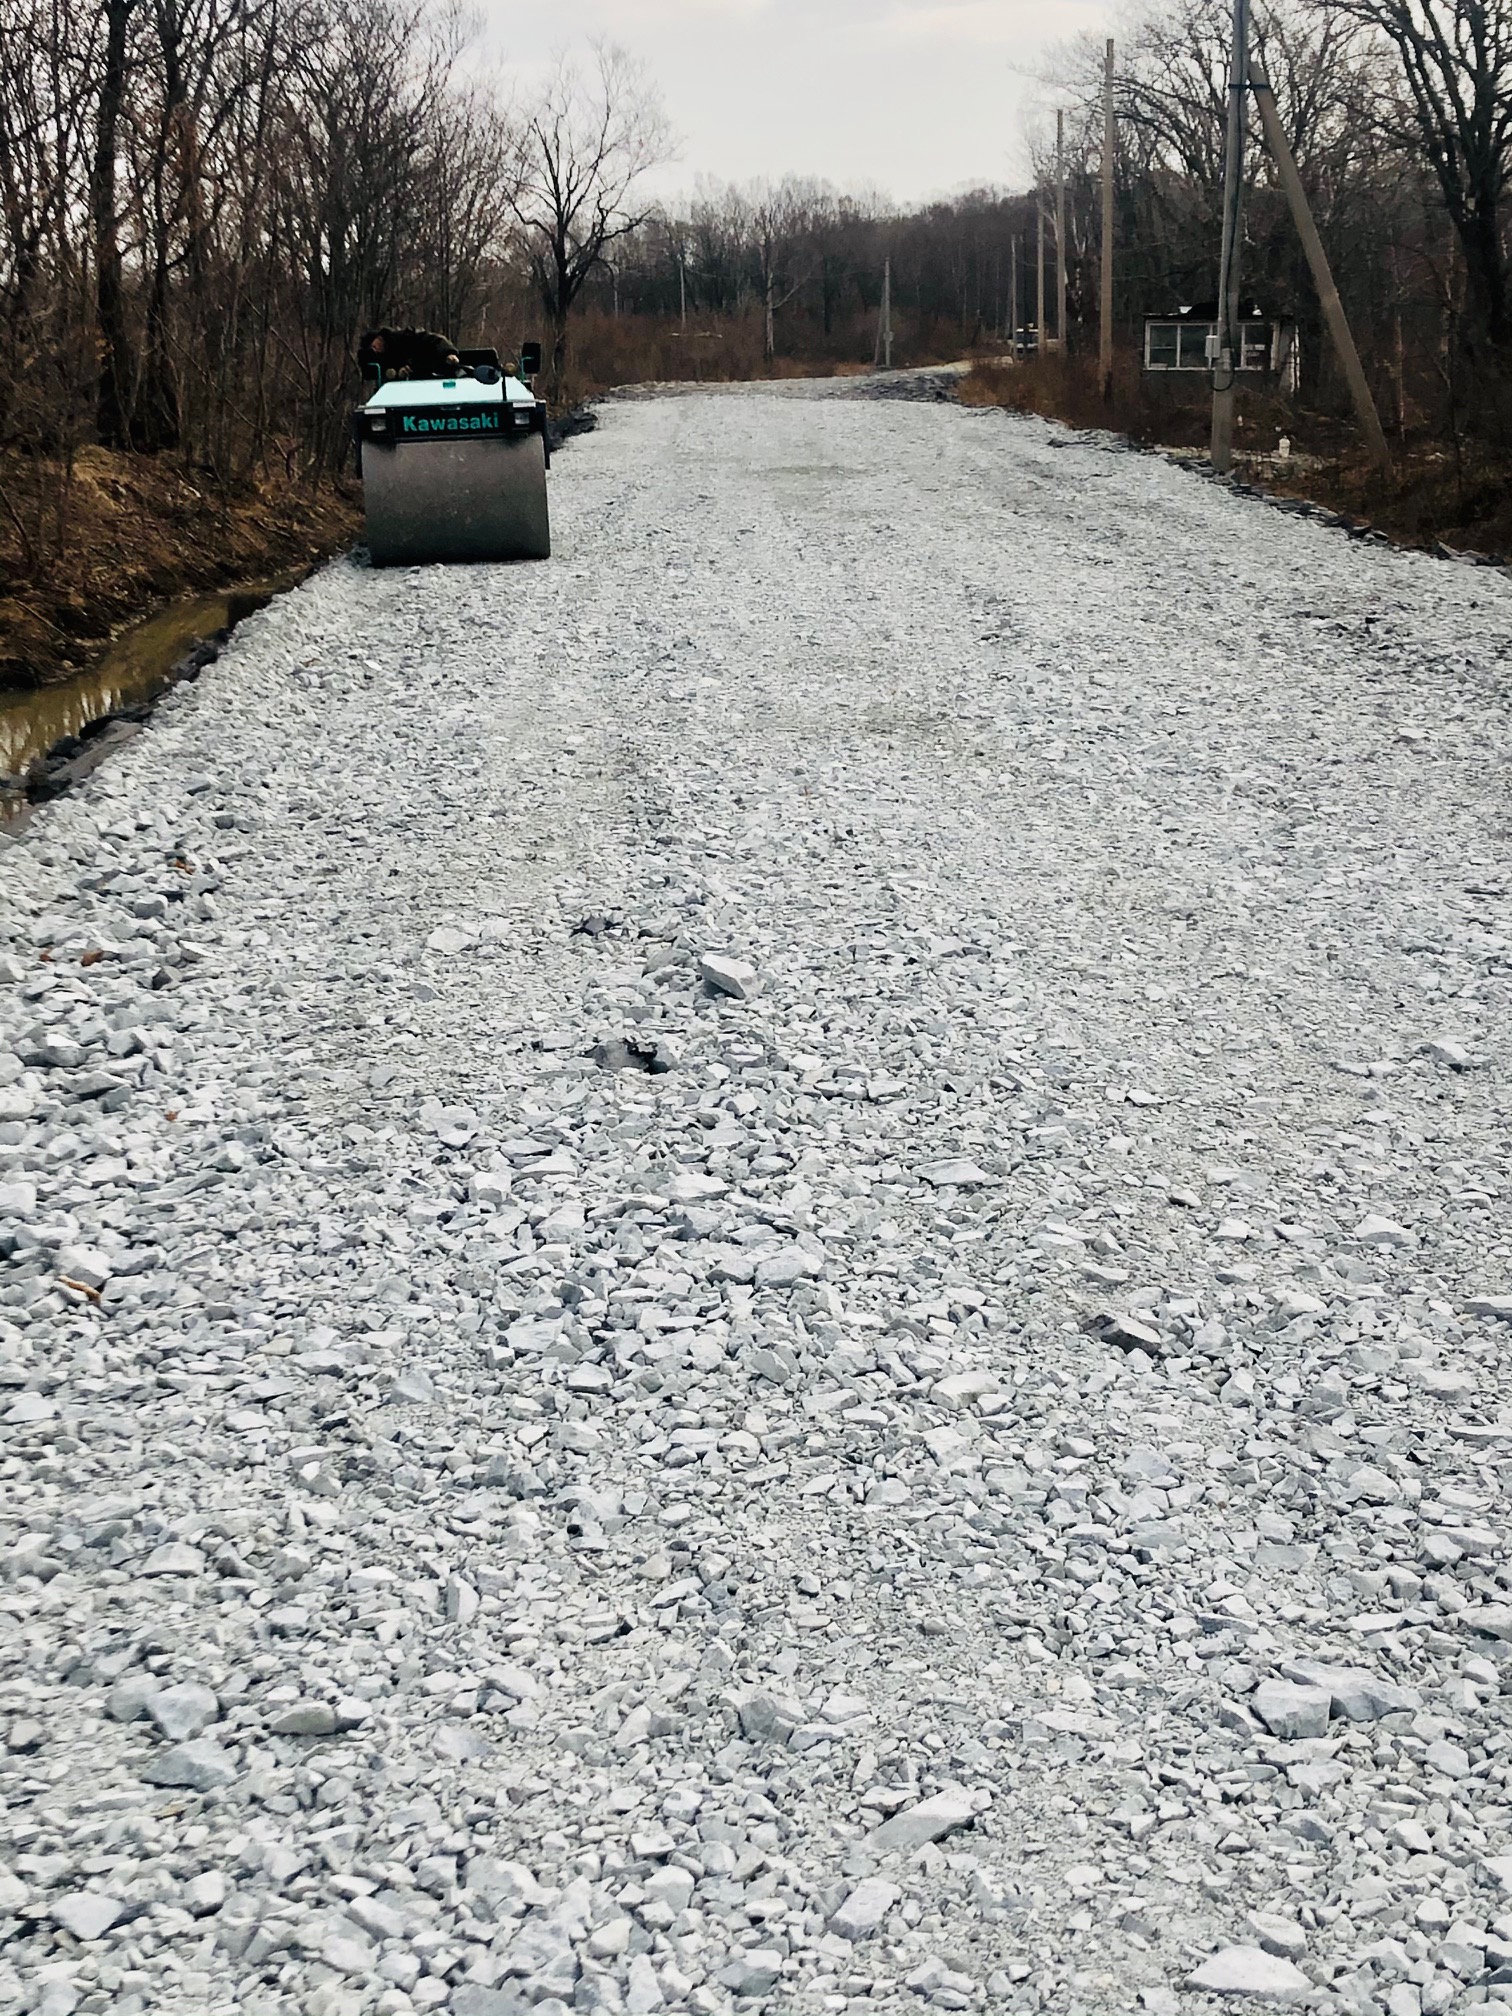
[1145,299,1287,322]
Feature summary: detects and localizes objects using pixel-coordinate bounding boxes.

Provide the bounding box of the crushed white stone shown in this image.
[1,374,1511,2016]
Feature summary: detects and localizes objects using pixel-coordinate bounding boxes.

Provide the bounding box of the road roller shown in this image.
[353,335,551,565]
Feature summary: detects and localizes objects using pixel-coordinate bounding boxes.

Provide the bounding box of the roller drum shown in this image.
[363,432,550,566]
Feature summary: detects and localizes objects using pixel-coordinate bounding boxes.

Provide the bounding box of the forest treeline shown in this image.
[1,0,524,485]
[0,0,1508,544]
[593,0,1511,458]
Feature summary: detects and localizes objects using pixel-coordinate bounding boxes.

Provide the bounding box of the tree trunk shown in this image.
[545,233,571,400]
[1461,197,1509,353]
[138,6,191,453]
[92,0,137,449]
[138,247,181,451]
[0,240,40,438]
[549,296,569,402]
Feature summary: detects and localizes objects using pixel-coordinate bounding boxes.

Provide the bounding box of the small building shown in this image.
[1143,299,1298,388]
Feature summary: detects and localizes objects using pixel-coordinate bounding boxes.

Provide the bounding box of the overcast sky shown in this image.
[481,0,1114,208]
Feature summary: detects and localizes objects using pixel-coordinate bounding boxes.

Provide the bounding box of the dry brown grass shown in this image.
[556,310,962,406]
[957,350,1304,451]
[1265,452,1512,556]
[958,351,1512,558]
[556,314,767,406]
[0,447,358,689]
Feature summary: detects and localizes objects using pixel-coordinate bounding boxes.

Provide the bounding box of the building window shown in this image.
[1145,317,1286,373]
[1144,320,1221,370]
[1146,322,1180,369]
[1181,322,1215,369]
[1239,325,1272,370]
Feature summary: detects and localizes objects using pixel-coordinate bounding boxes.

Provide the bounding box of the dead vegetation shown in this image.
[0,448,357,690]
[957,353,1512,558]
[552,309,956,409]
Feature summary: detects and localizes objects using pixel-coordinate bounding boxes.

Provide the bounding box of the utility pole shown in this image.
[679,250,687,332]
[1010,235,1019,356]
[1056,108,1067,356]
[1210,0,1248,470]
[1249,62,1391,473]
[874,255,893,370]
[1100,40,1115,401]
[1036,201,1046,358]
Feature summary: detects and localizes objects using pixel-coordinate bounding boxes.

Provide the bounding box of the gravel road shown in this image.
[4,380,1512,2016]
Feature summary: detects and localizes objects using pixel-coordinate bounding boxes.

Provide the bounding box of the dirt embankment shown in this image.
[0,447,360,692]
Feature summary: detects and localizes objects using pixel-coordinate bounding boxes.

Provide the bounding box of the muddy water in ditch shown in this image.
[0,575,297,818]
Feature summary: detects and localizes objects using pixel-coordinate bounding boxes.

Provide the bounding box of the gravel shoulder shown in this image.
[3,381,1512,2016]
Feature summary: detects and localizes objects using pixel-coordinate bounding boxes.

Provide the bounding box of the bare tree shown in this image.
[274,0,450,465]
[128,0,263,451]
[507,40,670,388]
[406,85,516,340]
[688,177,755,315]
[0,0,96,442]
[1323,0,1512,351]
[749,179,820,358]
[91,0,140,447]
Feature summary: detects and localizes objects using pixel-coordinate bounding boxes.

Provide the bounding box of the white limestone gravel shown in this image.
[2,376,1512,2016]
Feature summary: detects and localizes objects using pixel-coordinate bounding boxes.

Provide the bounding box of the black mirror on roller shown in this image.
[519,341,543,378]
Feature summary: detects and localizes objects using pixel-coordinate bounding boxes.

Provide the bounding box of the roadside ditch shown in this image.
[0,408,598,829]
